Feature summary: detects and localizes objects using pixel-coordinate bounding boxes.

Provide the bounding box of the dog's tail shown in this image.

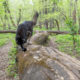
[32,12,39,26]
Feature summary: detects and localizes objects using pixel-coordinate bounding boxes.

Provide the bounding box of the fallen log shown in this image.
[34,30,70,34]
[16,32,80,80]
[0,30,69,34]
[0,30,80,35]
[0,30,16,33]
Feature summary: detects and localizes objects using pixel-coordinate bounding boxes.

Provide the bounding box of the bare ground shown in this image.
[0,42,12,80]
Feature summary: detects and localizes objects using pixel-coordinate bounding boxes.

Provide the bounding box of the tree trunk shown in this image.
[17,9,22,26]
[69,0,73,18]
[44,20,48,29]
[55,19,60,31]
[73,9,76,24]
[73,0,77,24]
[78,16,80,32]
[8,24,11,30]
[49,19,54,30]
[0,17,6,30]
[72,0,78,55]
[6,0,16,27]
[39,21,42,29]
[16,32,80,80]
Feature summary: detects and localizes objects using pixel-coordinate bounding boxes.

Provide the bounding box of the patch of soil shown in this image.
[0,42,12,80]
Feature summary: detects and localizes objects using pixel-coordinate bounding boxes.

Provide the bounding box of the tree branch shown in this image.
[0,30,16,33]
[0,30,80,35]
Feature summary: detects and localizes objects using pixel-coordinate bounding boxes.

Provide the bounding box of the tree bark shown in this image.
[16,32,80,80]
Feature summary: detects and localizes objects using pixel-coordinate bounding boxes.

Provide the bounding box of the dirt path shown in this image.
[0,42,12,80]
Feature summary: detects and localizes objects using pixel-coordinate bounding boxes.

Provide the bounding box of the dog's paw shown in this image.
[22,48,27,52]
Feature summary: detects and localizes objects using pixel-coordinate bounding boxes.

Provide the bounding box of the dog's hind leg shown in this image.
[27,31,32,45]
[20,44,27,52]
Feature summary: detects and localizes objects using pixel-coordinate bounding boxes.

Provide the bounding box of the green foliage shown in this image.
[0,34,15,46]
[50,0,59,4]
[7,39,17,78]
[65,17,80,55]
[41,12,60,21]
[65,18,78,34]
[34,26,47,31]
[0,0,6,16]
[55,34,80,56]
[0,38,8,46]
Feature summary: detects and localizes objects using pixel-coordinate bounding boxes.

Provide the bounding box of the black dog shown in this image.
[16,12,39,51]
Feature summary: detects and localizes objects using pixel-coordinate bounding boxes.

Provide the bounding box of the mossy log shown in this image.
[16,32,80,80]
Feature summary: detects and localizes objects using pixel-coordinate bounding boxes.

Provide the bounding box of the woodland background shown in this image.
[0,0,80,59]
[0,0,80,79]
